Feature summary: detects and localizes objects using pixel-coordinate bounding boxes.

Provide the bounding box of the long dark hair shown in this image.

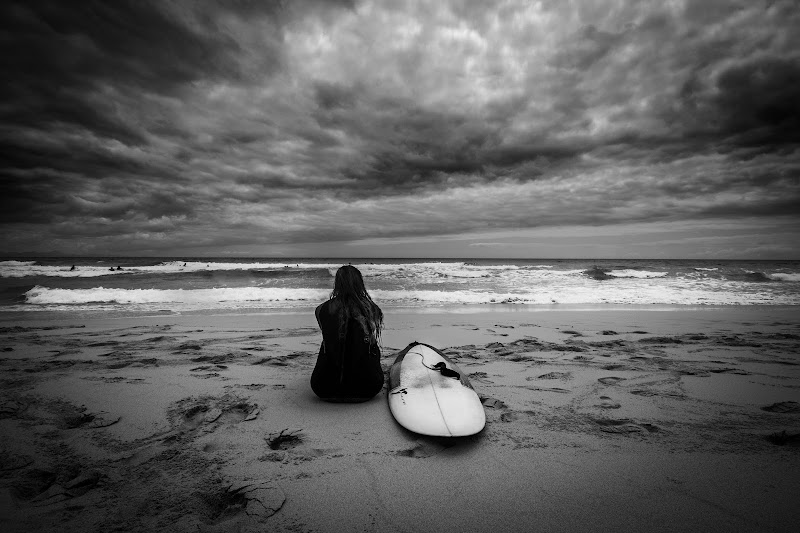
[329,265,383,345]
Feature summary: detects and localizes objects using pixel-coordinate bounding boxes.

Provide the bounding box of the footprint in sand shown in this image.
[536,372,572,380]
[709,367,750,375]
[132,358,159,367]
[596,396,621,409]
[765,430,800,446]
[237,383,267,390]
[266,429,303,451]
[181,405,211,430]
[395,438,462,458]
[525,386,571,393]
[202,480,285,526]
[597,420,642,433]
[11,467,103,507]
[179,400,259,434]
[761,401,800,414]
[191,364,228,372]
[500,410,537,423]
[0,452,34,472]
[500,411,519,423]
[467,372,493,384]
[204,408,223,423]
[62,407,120,429]
[480,396,506,409]
[594,418,659,434]
[598,376,626,385]
[0,399,27,419]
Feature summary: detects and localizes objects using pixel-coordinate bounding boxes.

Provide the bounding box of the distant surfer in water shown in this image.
[311,265,384,402]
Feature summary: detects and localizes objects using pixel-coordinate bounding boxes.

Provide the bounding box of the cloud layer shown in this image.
[1,0,798,257]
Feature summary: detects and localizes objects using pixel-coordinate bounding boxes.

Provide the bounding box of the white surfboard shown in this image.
[388,342,486,437]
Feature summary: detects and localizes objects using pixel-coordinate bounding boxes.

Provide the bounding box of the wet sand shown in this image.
[1,306,799,532]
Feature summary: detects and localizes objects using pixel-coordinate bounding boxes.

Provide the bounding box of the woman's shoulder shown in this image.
[316,299,340,315]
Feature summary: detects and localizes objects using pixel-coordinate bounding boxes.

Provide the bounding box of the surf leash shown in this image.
[420,359,460,380]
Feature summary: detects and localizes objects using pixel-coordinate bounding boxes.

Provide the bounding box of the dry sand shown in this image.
[1,306,798,532]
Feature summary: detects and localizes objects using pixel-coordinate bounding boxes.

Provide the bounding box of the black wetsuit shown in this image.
[310,299,384,401]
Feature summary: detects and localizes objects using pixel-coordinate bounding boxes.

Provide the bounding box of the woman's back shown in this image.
[310,299,384,401]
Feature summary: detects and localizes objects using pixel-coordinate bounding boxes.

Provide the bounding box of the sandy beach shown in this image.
[1,306,798,532]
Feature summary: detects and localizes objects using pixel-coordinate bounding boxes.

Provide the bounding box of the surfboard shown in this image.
[387,342,486,437]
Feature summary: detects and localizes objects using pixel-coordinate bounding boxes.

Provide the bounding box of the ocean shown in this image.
[1,257,799,316]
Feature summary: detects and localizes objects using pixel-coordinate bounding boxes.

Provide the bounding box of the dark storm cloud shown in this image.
[1,1,243,138]
[0,0,798,256]
[711,57,800,144]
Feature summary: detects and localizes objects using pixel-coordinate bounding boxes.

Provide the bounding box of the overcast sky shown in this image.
[1,0,798,259]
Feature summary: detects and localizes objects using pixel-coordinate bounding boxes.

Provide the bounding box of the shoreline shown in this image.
[2,301,798,318]
[1,306,798,532]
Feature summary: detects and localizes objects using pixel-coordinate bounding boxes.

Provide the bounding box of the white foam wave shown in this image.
[359,262,515,278]
[0,260,36,266]
[768,273,800,282]
[607,270,668,278]
[24,286,329,306]
[22,281,798,310]
[694,267,719,271]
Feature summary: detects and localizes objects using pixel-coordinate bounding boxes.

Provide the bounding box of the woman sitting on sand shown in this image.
[311,265,384,402]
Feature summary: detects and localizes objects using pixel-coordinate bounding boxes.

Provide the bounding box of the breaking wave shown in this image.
[21,282,799,311]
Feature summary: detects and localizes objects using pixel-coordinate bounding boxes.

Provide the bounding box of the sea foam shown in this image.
[22,281,798,310]
[768,273,800,282]
[607,270,668,278]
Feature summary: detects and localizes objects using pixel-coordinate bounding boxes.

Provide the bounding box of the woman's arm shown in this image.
[314,302,324,330]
